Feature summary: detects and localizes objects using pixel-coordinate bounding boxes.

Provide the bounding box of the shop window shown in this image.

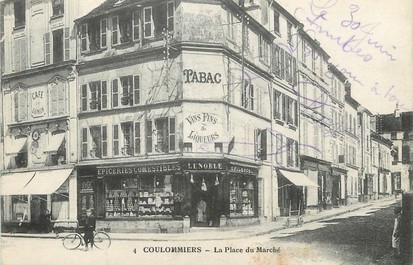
[52,0,64,16]
[79,179,95,216]
[14,91,28,122]
[12,196,28,221]
[105,175,173,218]
[229,176,255,217]
[51,193,69,220]
[14,0,25,28]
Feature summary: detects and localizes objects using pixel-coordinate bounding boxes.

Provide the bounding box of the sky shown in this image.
[276,0,413,114]
[81,0,412,114]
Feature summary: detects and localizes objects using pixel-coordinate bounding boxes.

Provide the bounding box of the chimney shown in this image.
[345,81,351,96]
[394,103,400,118]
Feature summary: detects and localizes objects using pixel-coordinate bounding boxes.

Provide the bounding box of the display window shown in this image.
[12,195,29,221]
[105,175,174,218]
[229,176,255,217]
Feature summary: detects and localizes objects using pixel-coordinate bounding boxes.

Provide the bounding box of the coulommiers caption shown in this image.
[138,246,281,254]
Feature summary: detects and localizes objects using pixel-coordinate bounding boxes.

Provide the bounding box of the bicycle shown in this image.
[62,225,111,250]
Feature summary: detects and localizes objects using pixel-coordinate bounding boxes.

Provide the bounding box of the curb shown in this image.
[1,198,397,241]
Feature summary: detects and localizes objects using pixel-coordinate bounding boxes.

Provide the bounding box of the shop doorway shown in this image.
[30,195,47,224]
[191,175,220,227]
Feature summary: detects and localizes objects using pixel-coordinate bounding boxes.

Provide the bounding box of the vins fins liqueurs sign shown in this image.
[184,112,222,144]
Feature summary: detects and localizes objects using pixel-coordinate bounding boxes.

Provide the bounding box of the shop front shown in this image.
[277,169,318,216]
[78,159,260,233]
[0,167,76,233]
[331,167,347,207]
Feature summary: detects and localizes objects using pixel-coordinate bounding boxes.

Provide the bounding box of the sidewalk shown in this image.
[1,197,397,242]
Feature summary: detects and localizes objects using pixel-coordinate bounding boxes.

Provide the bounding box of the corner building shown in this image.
[75,0,304,232]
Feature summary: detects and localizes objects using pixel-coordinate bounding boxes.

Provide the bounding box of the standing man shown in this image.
[83,209,96,251]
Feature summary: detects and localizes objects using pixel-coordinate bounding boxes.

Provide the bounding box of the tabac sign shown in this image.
[184,112,222,143]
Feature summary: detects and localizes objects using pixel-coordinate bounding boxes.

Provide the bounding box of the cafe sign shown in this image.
[31,87,46,118]
[184,112,222,143]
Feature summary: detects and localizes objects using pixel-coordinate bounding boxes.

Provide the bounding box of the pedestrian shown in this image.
[83,209,96,251]
[39,210,51,233]
[392,206,402,258]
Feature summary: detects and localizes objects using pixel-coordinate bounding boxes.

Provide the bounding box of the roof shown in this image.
[75,0,158,23]
[377,111,413,132]
[328,63,347,82]
[371,130,393,147]
[298,28,330,60]
[345,94,360,109]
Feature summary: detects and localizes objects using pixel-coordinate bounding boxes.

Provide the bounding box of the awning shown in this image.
[43,133,65,154]
[19,168,73,195]
[5,137,28,156]
[279,169,318,187]
[0,171,35,195]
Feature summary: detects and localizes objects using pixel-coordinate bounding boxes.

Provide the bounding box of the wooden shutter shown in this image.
[133,76,140,105]
[260,129,267,160]
[57,83,66,115]
[50,86,58,116]
[113,125,119,156]
[112,79,118,108]
[81,128,88,158]
[81,84,88,112]
[169,118,175,151]
[101,81,107,109]
[44,32,51,65]
[64,27,70,61]
[280,48,285,79]
[134,122,141,155]
[146,120,152,153]
[14,93,19,122]
[14,39,21,71]
[102,126,107,157]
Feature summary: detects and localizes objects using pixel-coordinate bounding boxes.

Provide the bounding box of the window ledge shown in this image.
[81,47,108,56]
[113,41,135,49]
[50,14,64,21]
[13,25,25,32]
[274,119,284,125]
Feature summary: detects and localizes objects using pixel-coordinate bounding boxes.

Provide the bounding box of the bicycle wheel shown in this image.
[62,233,82,250]
[93,231,111,249]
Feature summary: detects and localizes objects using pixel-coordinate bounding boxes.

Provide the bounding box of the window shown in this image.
[49,82,66,116]
[88,81,107,111]
[226,11,235,40]
[113,125,119,156]
[167,1,174,31]
[287,138,295,167]
[259,36,269,64]
[273,11,280,33]
[81,128,88,159]
[80,24,88,52]
[112,16,119,45]
[132,10,141,41]
[117,75,140,107]
[312,51,317,72]
[287,22,292,43]
[143,7,153,38]
[254,129,267,160]
[52,29,64,63]
[285,53,292,83]
[52,0,64,16]
[15,143,28,168]
[121,122,134,156]
[215,143,223,153]
[147,117,175,153]
[273,90,282,120]
[241,80,254,111]
[100,19,108,48]
[89,126,107,158]
[229,176,255,217]
[275,134,283,165]
[183,143,193,152]
[12,196,28,221]
[391,132,397,140]
[14,0,25,28]
[14,91,28,122]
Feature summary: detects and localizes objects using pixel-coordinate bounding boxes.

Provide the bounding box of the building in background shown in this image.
[376,107,413,193]
[357,106,373,202]
[344,84,361,205]
[0,0,99,231]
